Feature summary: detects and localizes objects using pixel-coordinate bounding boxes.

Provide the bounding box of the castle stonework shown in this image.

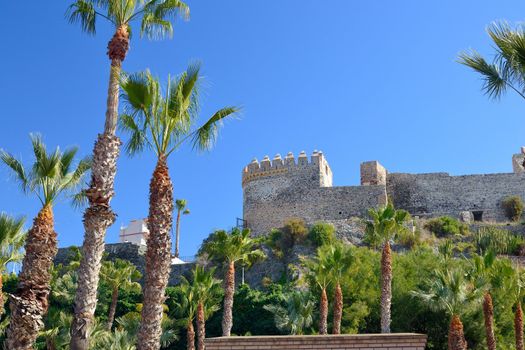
[242,149,525,236]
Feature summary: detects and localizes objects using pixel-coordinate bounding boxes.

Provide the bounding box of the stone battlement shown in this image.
[242,150,332,186]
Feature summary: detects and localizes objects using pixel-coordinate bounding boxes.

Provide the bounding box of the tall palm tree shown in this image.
[0,134,90,349]
[174,199,190,258]
[0,213,26,315]
[412,268,477,350]
[199,227,265,336]
[459,22,525,103]
[508,266,525,350]
[192,266,222,350]
[324,243,354,334]
[120,66,238,349]
[302,247,333,335]
[364,203,411,333]
[65,2,189,348]
[263,290,315,335]
[100,259,142,330]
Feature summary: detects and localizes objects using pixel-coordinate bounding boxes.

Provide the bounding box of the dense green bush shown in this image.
[423,216,469,237]
[502,195,524,222]
[308,222,335,246]
[267,219,308,255]
[283,218,308,245]
[473,226,525,255]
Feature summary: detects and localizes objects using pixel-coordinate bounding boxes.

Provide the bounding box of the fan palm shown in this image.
[0,213,26,315]
[66,2,188,348]
[324,243,354,334]
[302,247,334,334]
[192,266,222,350]
[0,134,90,349]
[459,22,525,102]
[412,268,478,350]
[119,65,238,349]
[100,259,142,330]
[364,202,411,333]
[173,282,198,350]
[466,251,503,350]
[263,290,315,335]
[199,227,265,336]
[174,199,189,258]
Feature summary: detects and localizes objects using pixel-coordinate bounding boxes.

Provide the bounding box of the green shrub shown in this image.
[502,196,524,222]
[308,222,336,246]
[473,226,525,255]
[283,218,308,244]
[423,216,469,237]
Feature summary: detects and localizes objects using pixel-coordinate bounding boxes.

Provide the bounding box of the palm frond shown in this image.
[458,50,508,99]
[191,107,239,151]
[119,114,148,155]
[66,0,98,34]
[0,151,29,193]
[141,12,173,40]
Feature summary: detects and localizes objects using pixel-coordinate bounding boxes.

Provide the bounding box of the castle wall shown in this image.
[387,172,525,221]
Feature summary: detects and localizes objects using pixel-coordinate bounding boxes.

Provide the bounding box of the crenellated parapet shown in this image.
[242,150,332,187]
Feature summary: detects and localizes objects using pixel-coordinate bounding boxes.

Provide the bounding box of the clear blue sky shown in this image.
[1,1,525,256]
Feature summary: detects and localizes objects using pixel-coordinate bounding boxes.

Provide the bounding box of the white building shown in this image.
[119,219,148,246]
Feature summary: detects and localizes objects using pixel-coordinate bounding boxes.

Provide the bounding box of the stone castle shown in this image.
[242,149,525,236]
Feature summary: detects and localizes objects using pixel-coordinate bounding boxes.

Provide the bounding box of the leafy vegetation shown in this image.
[502,196,524,222]
[473,227,525,255]
[424,216,469,237]
[308,222,336,247]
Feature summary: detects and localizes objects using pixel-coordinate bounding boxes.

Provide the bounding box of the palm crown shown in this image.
[100,259,142,292]
[119,65,239,159]
[66,0,189,39]
[364,202,411,248]
[0,213,26,269]
[0,134,91,207]
[459,22,525,100]
[200,227,265,266]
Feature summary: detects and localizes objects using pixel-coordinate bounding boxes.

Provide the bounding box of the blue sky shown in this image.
[1,1,525,256]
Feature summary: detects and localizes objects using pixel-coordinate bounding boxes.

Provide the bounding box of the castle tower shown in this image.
[242,151,333,235]
[360,161,387,185]
[512,147,525,173]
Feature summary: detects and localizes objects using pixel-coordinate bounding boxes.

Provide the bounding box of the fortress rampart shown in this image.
[242,149,525,236]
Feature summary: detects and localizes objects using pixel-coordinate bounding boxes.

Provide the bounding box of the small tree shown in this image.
[502,196,524,222]
[308,222,335,247]
[263,290,315,335]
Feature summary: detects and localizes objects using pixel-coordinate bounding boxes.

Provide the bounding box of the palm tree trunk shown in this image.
[448,314,467,350]
[137,158,174,350]
[70,24,129,350]
[319,287,328,335]
[5,205,57,350]
[516,301,524,350]
[332,282,343,334]
[107,287,119,330]
[380,241,392,333]
[0,272,4,316]
[197,302,205,350]
[187,320,196,350]
[222,261,235,336]
[483,292,496,350]
[175,209,181,257]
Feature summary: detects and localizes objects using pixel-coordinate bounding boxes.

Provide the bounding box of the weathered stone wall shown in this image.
[387,172,525,221]
[205,334,427,350]
[55,243,195,286]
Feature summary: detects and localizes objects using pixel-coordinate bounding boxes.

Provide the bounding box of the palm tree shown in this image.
[100,259,142,330]
[459,22,525,103]
[0,213,26,315]
[174,281,198,350]
[119,66,238,349]
[324,243,354,334]
[508,265,525,350]
[65,2,189,348]
[199,227,265,336]
[302,247,333,334]
[0,134,90,349]
[364,203,411,333]
[192,266,222,350]
[466,251,504,350]
[412,268,478,350]
[263,290,315,335]
[174,199,190,258]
